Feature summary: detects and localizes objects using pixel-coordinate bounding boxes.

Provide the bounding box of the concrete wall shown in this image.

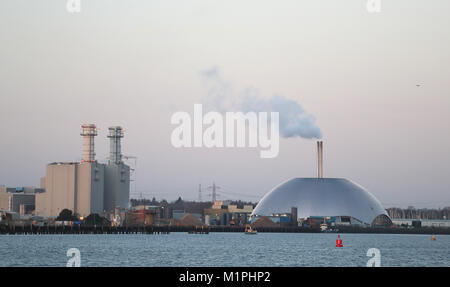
[36,163,77,217]
[77,162,104,217]
[36,162,105,217]
[104,163,130,213]
[90,163,105,215]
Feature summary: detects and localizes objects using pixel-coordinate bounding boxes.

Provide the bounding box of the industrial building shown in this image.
[36,124,130,217]
[391,218,450,228]
[204,200,253,226]
[104,126,130,213]
[251,141,392,227]
[0,186,44,215]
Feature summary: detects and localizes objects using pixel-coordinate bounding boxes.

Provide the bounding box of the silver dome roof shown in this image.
[252,178,388,225]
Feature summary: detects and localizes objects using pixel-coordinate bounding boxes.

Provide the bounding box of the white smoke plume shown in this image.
[200,67,322,139]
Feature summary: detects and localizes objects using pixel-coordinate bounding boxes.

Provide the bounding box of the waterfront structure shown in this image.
[204,201,253,226]
[0,186,44,214]
[251,142,391,226]
[0,210,20,221]
[172,210,187,220]
[126,207,158,226]
[36,124,130,217]
[392,218,450,228]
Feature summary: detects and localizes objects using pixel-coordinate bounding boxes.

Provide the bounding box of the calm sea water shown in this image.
[0,233,449,267]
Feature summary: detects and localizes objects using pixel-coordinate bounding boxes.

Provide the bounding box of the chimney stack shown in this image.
[80,124,97,162]
[108,126,124,165]
[317,141,323,178]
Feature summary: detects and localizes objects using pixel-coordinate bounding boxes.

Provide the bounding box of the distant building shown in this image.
[103,126,130,214]
[172,209,187,220]
[204,201,254,226]
[36,124,130,217]
[251,142,392,227]
[36,162,105,217]
[392,218,450,228]
[0,186,44,214]
[126,207,157,226]
[228,204,253,213]
[0,210,20,221]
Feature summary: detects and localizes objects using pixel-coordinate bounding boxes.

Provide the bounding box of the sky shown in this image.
[0,0,449,208]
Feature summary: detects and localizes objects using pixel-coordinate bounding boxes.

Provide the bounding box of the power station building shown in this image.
[36,125,130,217]
[251,141,392,226]
[104,127,130,212]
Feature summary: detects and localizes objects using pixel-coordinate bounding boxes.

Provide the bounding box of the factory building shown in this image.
[36,161,105,217]
[0,186,44,215]
[391,218,450,228]
[204,201,254,226]
[36,124,130,217]
[104,127,130,213]
[251,141,392,227]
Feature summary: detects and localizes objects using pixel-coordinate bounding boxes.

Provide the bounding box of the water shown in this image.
[0,233,449,267]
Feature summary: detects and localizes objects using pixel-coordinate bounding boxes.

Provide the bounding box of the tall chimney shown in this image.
[80,124,98,162]
[108,126,124,165]
[317,141,323,178]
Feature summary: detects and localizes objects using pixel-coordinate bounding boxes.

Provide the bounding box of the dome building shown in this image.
[251,142,391,226]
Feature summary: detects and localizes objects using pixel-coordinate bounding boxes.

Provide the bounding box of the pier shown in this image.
[1,224,450,235]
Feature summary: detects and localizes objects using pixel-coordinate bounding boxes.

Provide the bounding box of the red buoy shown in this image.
[336,235,343,247]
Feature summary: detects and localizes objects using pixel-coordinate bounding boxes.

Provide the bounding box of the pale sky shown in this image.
[1,0,449,208]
